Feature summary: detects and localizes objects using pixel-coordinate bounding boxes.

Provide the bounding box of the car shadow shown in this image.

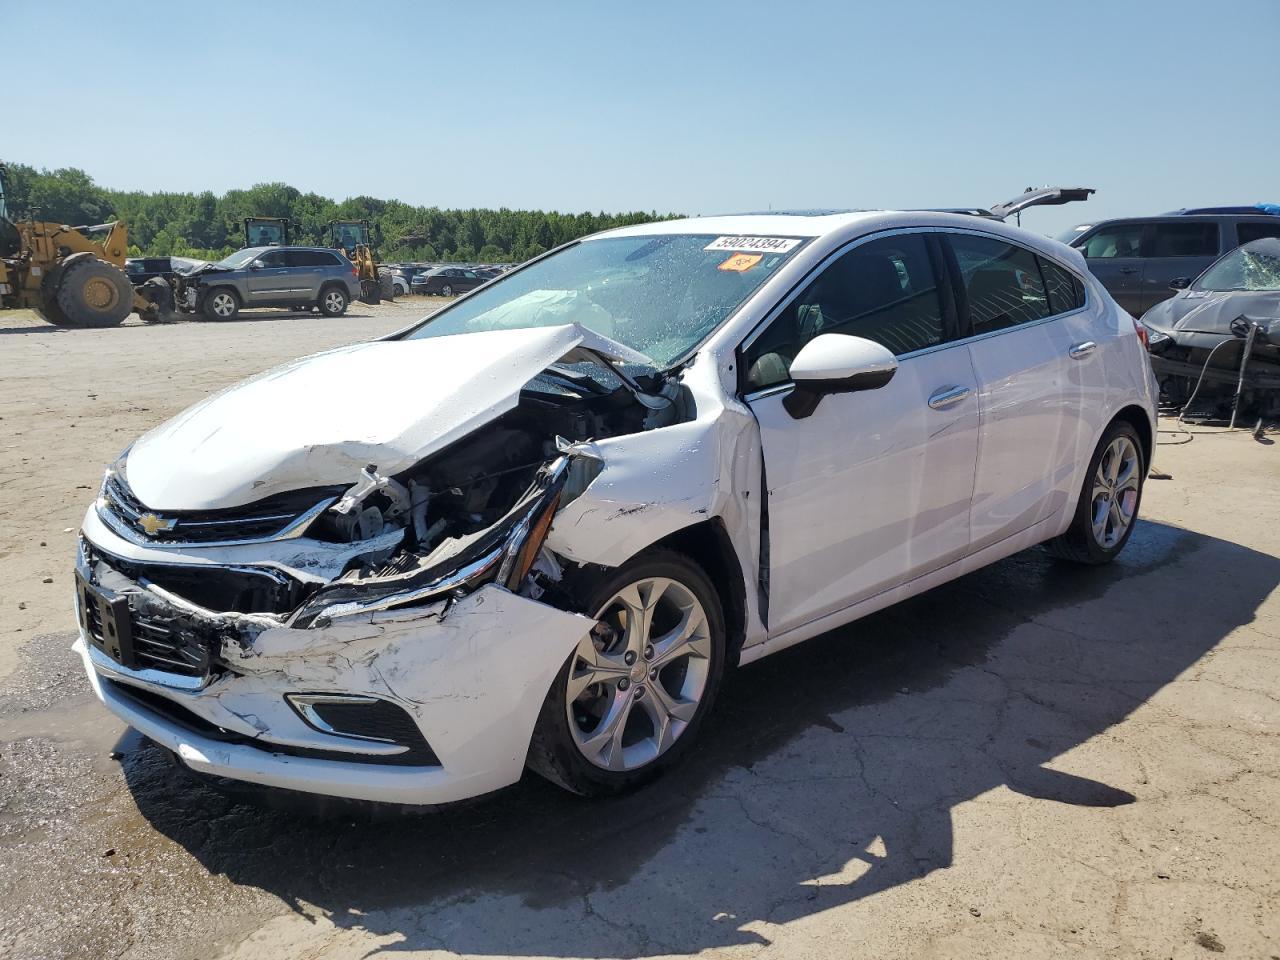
[123,519,1278,956]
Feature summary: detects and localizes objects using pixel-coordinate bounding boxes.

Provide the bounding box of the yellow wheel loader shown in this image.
[329,218,393,303]
[0,162,170,327]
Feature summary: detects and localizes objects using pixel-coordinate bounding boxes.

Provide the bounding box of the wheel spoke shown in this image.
[614,578,669,652]
[578,687,634,769]
[566,640,630,701]
[650,604,709,669]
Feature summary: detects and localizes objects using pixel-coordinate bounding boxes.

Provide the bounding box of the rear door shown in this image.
[288,250,330,299]
[743,231,979,635]
[944,231,1100,553]
[1078,222,1146,315]
[1139,221,1220,313]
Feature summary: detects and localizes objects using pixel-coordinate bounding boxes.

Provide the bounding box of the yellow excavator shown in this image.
[329,218,393,303]
[0,162,169,327]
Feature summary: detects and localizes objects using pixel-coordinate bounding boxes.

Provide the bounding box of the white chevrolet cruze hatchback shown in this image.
[75,212,1158,805]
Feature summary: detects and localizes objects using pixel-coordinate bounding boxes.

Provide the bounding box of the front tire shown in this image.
[1046,420,1145,564]
[440,283,453,297]
[202,288,239,321]
[527,549,726,796]
[320,286,349,316]
[54,258,132,328]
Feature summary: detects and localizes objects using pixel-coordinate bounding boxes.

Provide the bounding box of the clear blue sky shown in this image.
[11,0,1279,236]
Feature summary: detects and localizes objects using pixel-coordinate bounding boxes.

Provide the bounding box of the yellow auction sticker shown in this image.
[718,253,763,272]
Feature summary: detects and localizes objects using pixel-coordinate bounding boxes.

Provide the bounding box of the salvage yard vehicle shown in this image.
[172,245,361,320]
[1060,207,1280,317]
[73,211,1158,806]
[411,265,485,296]
[1140,237,1280,423]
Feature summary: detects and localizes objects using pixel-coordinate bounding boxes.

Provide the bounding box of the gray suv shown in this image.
[1059,209,1280,316]
[174,246,361,321]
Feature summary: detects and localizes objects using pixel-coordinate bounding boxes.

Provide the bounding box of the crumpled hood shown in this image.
[1143,290,1280,339]
[126,324,653,511]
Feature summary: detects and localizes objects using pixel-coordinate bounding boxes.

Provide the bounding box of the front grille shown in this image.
[83,592,209,678]
[101,473,343,545]
[85,542,307,615]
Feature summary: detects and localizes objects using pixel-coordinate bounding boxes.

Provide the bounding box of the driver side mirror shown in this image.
[249,260,264,271]
[783,334,898,419]
[1169,277,1191,290]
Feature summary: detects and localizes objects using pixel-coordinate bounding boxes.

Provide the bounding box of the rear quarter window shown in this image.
[1038,257,1085,314]
[1236,221,1280,245]
[1147,222,1219,257]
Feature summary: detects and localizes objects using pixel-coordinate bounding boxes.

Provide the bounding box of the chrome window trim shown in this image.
[737,224,1095,397]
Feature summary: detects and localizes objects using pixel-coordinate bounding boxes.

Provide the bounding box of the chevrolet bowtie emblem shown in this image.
[137,513,176,536]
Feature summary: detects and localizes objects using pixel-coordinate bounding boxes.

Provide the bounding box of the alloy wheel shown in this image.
[566,577,712,771]
[1090,435,1140,549]
[211,293,235,317]
[324,291,344,312]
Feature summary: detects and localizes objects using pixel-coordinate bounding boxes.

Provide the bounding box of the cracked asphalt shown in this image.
[1,306,1277,960]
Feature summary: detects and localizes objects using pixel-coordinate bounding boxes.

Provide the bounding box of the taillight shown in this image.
[351,267,358,278]
[1132,316,1149,350]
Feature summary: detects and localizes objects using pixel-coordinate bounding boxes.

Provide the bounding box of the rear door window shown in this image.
[1038,257,1085,314]
[948,234,1051,335]
[1146,222,1219,258]
[1236,221,1280,245]
[1081,224,1144,259]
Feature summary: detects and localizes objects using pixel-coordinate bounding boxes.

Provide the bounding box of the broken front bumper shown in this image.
[75,555,593,806]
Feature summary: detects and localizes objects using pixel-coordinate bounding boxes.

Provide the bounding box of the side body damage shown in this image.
[76,323,763,803]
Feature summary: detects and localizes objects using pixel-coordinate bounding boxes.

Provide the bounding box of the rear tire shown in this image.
[526,549,726,797]
[441,284,453,297]
[202,288,239,321]
[53,258,132,328]
[320,285,349,316]
[1045,419,1145,564]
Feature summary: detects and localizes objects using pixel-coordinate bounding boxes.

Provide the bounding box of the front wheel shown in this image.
[440,283,453,297]
[527,550,726,796]
[202,288,239,321]
[320,286,349,316]
[1046,420,1145,564]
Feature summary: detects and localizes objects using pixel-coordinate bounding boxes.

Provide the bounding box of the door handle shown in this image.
[1119,267,1139,275]
[928,385,970,410]
[1069,341,1097,359]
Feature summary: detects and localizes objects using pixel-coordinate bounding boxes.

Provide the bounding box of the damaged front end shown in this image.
[73,324,693,803]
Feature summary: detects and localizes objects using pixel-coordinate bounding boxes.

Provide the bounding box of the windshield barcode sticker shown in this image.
[705,236,802,253]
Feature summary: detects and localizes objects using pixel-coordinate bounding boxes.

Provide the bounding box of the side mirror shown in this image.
[783,334,898,419]
[1169,277,1191,290]
[249,260,264,271]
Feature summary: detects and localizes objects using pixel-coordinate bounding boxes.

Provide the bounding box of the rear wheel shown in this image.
[53,258,132,328]
[440,283,453,297]
[1046,420,1145,564]
[527,550,726,796]
[320,286,349,316]
[202,288,239,321]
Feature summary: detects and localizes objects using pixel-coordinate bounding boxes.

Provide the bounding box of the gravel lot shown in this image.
[0,304,1276,960]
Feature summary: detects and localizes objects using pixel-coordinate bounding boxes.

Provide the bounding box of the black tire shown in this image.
[53,257,132,328]
[526,549,727,797]
[378,270,395,301]
[441,284,453,297]
[137,277,176,323]
[320,285,349,316]
[202,287,239,321]
[1045,419,1145,565]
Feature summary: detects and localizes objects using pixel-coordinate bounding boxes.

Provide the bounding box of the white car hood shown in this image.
[126,324,653,511]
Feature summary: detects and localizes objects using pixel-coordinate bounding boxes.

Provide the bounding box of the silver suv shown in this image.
[174,246,361,321]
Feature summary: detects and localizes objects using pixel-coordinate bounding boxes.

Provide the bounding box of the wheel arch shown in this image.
[1109,403,1153,469]
[643,517,749,668]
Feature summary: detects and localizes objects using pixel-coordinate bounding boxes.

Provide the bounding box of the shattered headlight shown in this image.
[1142,323,1171,349]
[290,456,573,628]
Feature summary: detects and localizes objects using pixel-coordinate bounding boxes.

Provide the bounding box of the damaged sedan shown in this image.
[75,212,1158,805]
[1140,237,1280,423]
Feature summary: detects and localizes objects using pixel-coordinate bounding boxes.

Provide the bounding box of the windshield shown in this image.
[402,233,807,367]
[1195,240,1280,292]
[216,248,266,269]
[1056,224,1092,244]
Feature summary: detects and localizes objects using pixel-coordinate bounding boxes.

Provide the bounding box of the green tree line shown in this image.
[4,162,679,263]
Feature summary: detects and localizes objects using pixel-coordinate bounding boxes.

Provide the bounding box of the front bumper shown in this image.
[77,573,593,805]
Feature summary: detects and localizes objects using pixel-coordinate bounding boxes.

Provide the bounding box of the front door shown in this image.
[244,249,292,303]
[742,231,979,636]
[1079,222,1146,316]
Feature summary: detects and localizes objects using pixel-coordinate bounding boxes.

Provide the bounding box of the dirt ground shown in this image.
[0,304,1277,960]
